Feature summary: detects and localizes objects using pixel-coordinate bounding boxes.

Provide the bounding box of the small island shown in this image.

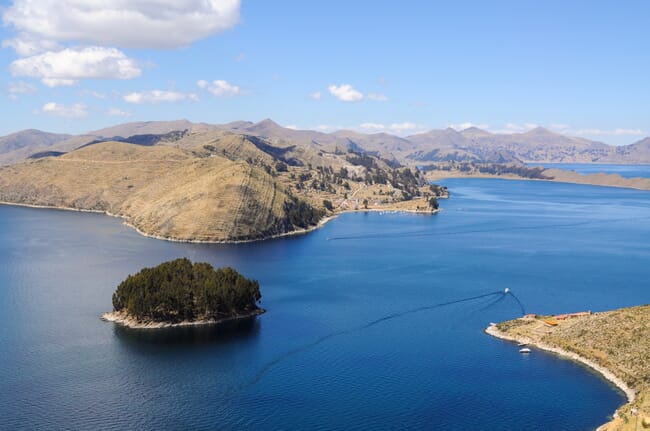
[102,258,264,329]
[486,305,650,431]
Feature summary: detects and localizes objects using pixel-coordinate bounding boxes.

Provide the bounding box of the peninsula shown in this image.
[424,162,650,192]
[0,123,446,243]
[102,258,263,329]
[486,305,650,431]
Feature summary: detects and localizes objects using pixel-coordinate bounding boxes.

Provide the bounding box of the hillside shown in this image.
[403,127,634,164]
[218,121,650,165]
[0,142,302,242]
[3,119,650,167]
[489,306,650,431]
[0,130,442,242]
[0,129,71,165]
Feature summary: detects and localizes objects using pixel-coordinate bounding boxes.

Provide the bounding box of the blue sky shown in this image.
[0,0,648,145]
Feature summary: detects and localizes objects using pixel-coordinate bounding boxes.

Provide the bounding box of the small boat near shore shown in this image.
[519,347,531,354]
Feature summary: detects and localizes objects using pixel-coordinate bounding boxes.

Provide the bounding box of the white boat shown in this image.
[519,348,531,354]
[504,288,510,294]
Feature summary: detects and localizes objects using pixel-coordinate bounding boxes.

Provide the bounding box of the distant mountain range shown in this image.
[0,129,72,165]
[1,119,649,166]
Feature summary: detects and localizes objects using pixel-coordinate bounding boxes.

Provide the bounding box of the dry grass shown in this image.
[497,305,650,430]
[0,142,290,241]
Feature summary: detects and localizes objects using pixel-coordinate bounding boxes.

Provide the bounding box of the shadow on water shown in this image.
[112,315,262,349]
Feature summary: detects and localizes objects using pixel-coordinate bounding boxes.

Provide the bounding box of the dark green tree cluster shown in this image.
[283,196,325,228]
[429,184,449,197]
[476,164,550,179]
[322,199,334,211]
[422,162,550,180]
[112,258,261,323]
[346,152,377,169]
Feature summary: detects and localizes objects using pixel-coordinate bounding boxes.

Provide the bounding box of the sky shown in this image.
[0,0,648,145]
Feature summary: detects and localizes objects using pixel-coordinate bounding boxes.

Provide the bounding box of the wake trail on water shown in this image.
[326,215,650,242]
[242,289,527,390]
[509,290,526,315]
[476,293,506,312]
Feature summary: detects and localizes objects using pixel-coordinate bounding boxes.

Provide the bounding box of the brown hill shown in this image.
[491,305,650,431]
[0,129,71,165]
[0,129,440,242]
[0,142,305,242]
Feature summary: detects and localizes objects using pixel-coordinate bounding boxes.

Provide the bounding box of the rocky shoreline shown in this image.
[485,324,635,403]
[101,309,265,329]
[0,200,439,244]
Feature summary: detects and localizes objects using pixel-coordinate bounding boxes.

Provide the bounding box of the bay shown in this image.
[1,178,649,430]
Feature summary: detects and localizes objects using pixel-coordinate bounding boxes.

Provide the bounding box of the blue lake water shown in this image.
[1,178,649,430]
[528,163,650,178]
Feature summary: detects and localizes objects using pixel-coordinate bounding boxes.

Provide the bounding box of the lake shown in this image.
[529,162,650,178]
[1,178,649,430]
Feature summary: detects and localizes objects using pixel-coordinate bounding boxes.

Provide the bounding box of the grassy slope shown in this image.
[495,305,650,430]
[0,129,442,241]
[0,142,291,241]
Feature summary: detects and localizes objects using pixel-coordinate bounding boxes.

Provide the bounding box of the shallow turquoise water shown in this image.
[1,178,649,430]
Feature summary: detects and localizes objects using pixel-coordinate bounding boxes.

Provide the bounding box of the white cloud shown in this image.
[316,124,338,132]
[40,102,88,118]
[505,123,527,132]
[488,123,539,134]
[359,122,386,131]
[197,79,241,97]
[80,90,107,99]
[123,90,199,104]
[357,122,425,135]
[309,91,321,100]
[367,93,388,102]
[483,123,645,137]
[2,37,60,58]
[3,0,241,52]
[7,80,37,96]
[107,108,132,117]
[328,84,363,102]
[389,122,419,132]
[448,122,489,131]
[9,47,141,87]
[573,128,646,137]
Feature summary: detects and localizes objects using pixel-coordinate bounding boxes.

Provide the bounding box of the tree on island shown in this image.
[111,258,261,323]
[429,197,439,210]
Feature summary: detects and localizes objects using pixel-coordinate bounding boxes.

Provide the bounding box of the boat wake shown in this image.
[326,215,650,242]
[243,288,527,390]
